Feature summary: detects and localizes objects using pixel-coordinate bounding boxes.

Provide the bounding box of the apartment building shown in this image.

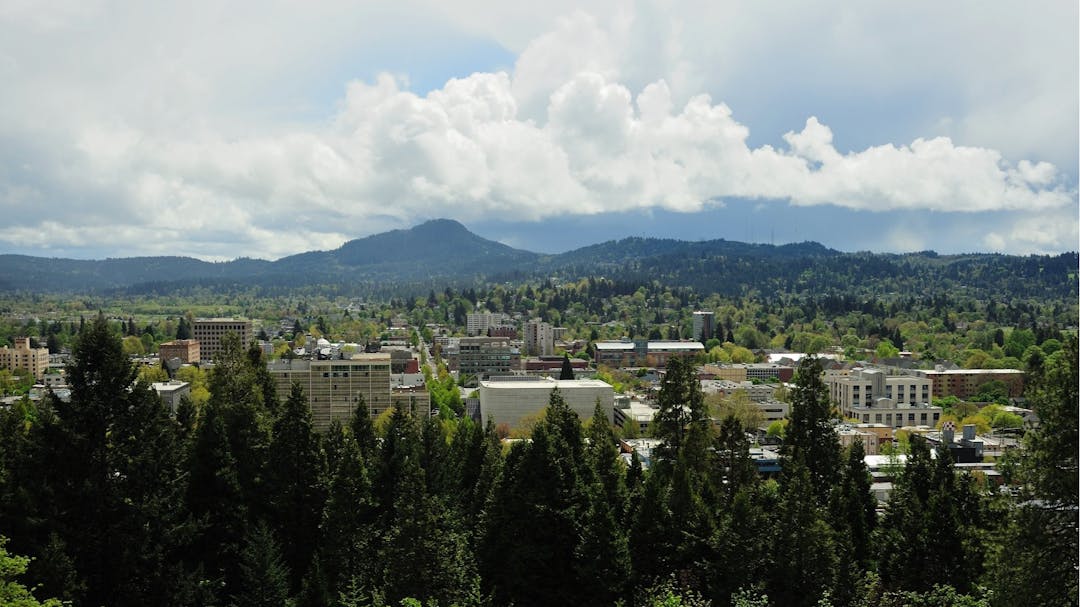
[0,337,49,379]
[692,311,715,342]
[524,318,554,356]
[914,367,1025,400]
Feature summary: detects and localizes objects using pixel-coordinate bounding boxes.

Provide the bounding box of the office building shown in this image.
[193,318,252,363]
[268,354,393,431]
[448,337,521,385]
[825,368,941,428]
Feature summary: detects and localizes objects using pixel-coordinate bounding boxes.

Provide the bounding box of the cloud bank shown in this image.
[0,3,1075,259]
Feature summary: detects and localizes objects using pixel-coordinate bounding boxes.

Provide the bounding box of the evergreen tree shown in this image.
[208,333,273,522]
[319,435,378,600]
[713,414,757,505]
[349,395,379,473]
[576,402,631,605]
[32,314,191,606]
[480,388,587,607]
[769,457,838,607]
[652,356,708,464]
[230,522,292,607]
[783,356,840,505]
[559,353,575,380]
[186,400,250,598]
[988,336,1078,606]
[176,317,191,340]
[266,383,327,594]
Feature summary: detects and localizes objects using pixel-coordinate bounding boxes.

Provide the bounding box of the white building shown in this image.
[151,380,191,412]
[479,376,614,430]
[825,368,941,428]
[466,312,510,336]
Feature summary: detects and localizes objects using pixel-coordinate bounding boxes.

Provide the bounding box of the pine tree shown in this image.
[266,383,327,594]
[988,336,1078,606]
[319,435,378,600]
[186,400,250,598]
[576,402,631,605]
[231,522,292,607]
[559,353,575,380]
[652,356,708,465]
[35,314,191,605]
[480,388,587,607]
[783,356,840,505]
[769,457,838,607]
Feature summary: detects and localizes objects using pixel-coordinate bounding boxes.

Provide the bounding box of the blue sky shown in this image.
[0,1,1076,260]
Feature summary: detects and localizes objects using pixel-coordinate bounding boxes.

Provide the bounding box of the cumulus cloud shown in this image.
[0,1,1075,259]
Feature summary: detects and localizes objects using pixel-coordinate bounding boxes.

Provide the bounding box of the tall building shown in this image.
[466,312,509,336]
[268,354,393,431]
[692,311,715,342]
[0,337,49,379]
[193,318,252,363]
[524,319,554,356]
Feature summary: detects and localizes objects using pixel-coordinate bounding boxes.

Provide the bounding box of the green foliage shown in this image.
[782,356,840,505]
[0,537,62,607]
[231,522,293,607]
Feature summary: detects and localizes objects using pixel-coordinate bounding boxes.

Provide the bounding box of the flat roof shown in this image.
[924,368,1024,375]
[480,378,613,390]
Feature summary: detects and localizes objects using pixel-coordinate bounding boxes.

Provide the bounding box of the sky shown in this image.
[0,1,1077,260]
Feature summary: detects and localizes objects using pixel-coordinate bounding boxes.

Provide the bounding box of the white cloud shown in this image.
[0,1,1075,259]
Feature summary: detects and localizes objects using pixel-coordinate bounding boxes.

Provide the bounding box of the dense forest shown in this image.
[1,316,1076,606]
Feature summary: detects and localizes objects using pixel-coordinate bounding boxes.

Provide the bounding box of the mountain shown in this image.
[0,219,1075,302]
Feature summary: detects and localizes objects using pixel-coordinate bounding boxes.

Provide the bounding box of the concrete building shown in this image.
[593,340,705,368]
[268,354,393,431]
[692,311,715,342]
[466,312,510,337]
[914,367,1025,400]
[524,318,554,357]
[151,380,191,412]
[0,337,49,380]
[479,376,614,430]
[449,337,521,385]
[825,368,941,428]
[613,397,658,435]
[193,318,252,363]
[838,427,880,455]
[158,339,200,364]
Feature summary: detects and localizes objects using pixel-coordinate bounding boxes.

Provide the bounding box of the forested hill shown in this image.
[0,219,1075,301]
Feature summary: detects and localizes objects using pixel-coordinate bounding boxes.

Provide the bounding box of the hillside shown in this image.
[0,219,1075,303]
